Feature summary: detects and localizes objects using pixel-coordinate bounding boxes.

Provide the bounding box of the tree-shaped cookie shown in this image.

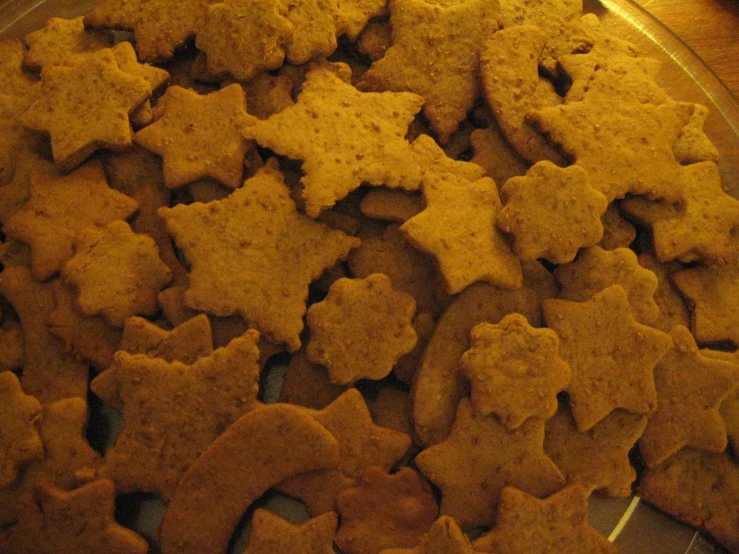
[638,326,739,467]
[306,274,418,386]
[414,398,564,529]
[543,285,672,431]
[0,480,148,554]
[160,161,360,352]
[20,49,151,171]
[359,0,498,143]
[0,372,43,488]
[244,67,424,217]
[134,84,256,189]
[243,510,337,554]
[196,0,294,81]
[497,161,608,264]
[62,220,172,328]
[622,161,739,264]
[380,516,479,554]
[401,172,522,294]
[472,485,617,554]
[459,313,571,429]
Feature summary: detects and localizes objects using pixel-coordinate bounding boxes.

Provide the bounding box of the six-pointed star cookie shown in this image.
[359,0,499,143]
[401,172,522,294]
[380,516,478,554]
[543,285,672,431]
[244,509,337,554]
[472,485,617,554]
[0,480,148,554]
[3,160,139,281]
[135,84,256,189]
[159,161,360,351]
[414,398,565,529]
[244,66,424,217]
[0,372,43,488]
[638,325,739,467]
[20,49,152,171]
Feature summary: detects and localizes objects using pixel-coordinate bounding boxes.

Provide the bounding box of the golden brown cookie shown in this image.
[335,466,438,554]
[415,398,564,529]
[101,143,164,197]
[360,190,423,223]
[0,372,43,488]
[244,67,424,217]
[401,172,522,294]
[242,72,295,120]
[543,285,672,431]
[279,350,347,409]
[544,402,647,496]
[243,510,337,554]
[0,39,37,97]
[638,325,739,467]
[673,103,719,164]
[0,479,149,554]
[472,484,617,554]
[23,16,112,70]
[356,19,392,61]
[306,274,417,386]
[460,313,571,429]
[379,515,479,554]
[598,202,636,250]
[469,125,530,191]
[637,253,690,334]
[160,161,359,352]
[282,0,347,65]
[497,161,607,264]
[3,159,138,281]
[411,134,486,182]
[554,246,660,325]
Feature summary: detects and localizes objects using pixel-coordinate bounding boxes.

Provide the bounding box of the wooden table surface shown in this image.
[634,0,739,99]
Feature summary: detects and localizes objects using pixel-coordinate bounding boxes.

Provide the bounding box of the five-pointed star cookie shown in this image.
[0,372,43,488]
[95,329,261,501]
[638,325,739,467]
[380,515,478,554]
[622,161,739,264]
[528,69,694,203]
[472,484,617,554]
[135,84,256,189]
[414,398,565,529]
[244,509,337,554]
[20,49,152,171]
[244,67,424,218]
[543,285,673,431]
[277,388,412,515]
[401,172,522,294]
[0,480,148,554]
[359,0,499,143]
[544,402,647,496]
[159,161,360,352]
[23,16,112,70]
[3,160,139,281]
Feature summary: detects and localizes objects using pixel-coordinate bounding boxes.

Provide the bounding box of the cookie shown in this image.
[279,350,347,410]
[379,516,477,554]
[0,372,43,488]
[497,161,607,264]
[335,466,438,554]
[638,325,739,467]
[159,403,341,554]
[23,16,112,70]
[673,103,719,164]
[415,398,564,529]
[637,253,691,334]
[306,274,417,386]
[3,159,138,281]
[356,19,392,61]
[393,312,435,386]
[0,39,37,97]
[20,49,152,171]
[244,66,424,217]
[368,384,416,440]
[359,0,499,143]
[360,190,423,223]
[543,285,672,431]
[134,84,256,189]
[242,72,295,120]
[411,134,486,182]
[472,484,617,554]
[101,143,164,197]
[243,510,337,554]
[460,313,571,429]
[0,479,148,554]
[282,0,347,65]
[401,172,522,294]
[598,202,636,250]
[469,125,530,190]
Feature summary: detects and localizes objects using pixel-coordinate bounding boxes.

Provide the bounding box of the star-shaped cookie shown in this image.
[3,159,139,281]
[359,0,499,143]
[20,49,152,171]
[472,485,617,554]
[543,285,673,431]
[0,480,148,554]
[159,161,360,352]
[135,84,256,189]
[639,325,739,467]
[243,509,337,554]
[0,372,43,488]
[23,16,112,70]
[380,516,478,554]
[414,398,565,529]
[244,67,424,217]
[401,172,522,294]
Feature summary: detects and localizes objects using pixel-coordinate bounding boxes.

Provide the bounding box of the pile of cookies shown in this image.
[1,0,738,552]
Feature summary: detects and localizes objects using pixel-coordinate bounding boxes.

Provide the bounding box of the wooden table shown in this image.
[634,0,739,99]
